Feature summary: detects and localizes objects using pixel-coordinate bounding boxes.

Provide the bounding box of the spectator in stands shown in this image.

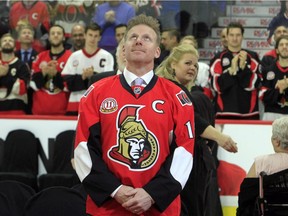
[14,19,46,53]
[155,28,180,68]
[15,24,38,114]
[259,35,288,121]
[111,24,127,69]
[30,25,72,115]
[220,27,228,50]
[210,22,261,120]
[180,35,213,99]
[62,23,114,116]
[237,116,288,215]
[215,27,228,55]
[248,116,288,177]
[9,0,50,49]
[92,0,135,52]
[261,25,288,71]
[155,44,237,216]
[0,33,30,115]
[115,24,127,44]
[69,24,86,52]
[267,0,288,45]
[15,24,38,70]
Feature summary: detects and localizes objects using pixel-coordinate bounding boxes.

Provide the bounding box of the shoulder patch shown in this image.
[176,90,192,106]
[266,71,275,80]
[100,98,118,114]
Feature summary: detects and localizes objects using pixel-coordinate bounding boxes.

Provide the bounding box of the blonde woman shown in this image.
[156,44,236,216]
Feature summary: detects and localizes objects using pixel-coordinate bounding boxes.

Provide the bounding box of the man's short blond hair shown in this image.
[0,33,15,45]
[124,14,161,45]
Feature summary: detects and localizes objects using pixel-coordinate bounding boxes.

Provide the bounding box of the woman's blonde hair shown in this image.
[180,35,198,49]
[155,44,199,87]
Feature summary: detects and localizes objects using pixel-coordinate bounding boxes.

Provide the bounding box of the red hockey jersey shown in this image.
[30,49,72,115]
[74,75,195,216]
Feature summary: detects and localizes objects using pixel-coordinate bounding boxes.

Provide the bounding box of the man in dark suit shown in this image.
[15,24,38,70]
[15,24,38,114]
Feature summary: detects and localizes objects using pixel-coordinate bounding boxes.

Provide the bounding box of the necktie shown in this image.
[131,78,145,98]
[23,51,29,63]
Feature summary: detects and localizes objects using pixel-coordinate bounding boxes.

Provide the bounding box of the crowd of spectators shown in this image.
[0,0,288,122]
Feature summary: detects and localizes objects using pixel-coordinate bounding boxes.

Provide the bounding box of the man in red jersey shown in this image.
[0,33,30,114]
[74,15,195,216]
[30,25,72,115]
[9,0,50,45]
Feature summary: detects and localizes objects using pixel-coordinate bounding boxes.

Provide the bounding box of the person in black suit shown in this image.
[15,24,38,70]
[14,24,38,114]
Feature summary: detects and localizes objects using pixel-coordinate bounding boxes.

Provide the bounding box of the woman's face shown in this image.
[172,53,198,86]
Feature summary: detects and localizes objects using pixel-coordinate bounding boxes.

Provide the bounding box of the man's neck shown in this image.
[279,58,288,67]
[126,63,154,77]
[51,45,64,54]
[228,46,241,53]
[1,53,15,62]
[21,43,32,51]
[84,46,98,54]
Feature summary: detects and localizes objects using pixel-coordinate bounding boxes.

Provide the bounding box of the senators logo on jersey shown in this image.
[108,105,159,170]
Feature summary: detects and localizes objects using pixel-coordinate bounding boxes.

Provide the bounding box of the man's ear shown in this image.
[154,47,161,59]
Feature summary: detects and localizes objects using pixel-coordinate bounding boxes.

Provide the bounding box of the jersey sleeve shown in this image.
[74,85,122,206]
[143,89,195,212]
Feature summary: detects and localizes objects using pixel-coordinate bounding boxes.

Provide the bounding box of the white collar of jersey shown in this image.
[123,68,154,87]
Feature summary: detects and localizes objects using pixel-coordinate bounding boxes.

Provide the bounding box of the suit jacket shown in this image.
[15,49,38,70]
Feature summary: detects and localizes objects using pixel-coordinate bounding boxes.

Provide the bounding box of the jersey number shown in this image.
[185,121,194,139]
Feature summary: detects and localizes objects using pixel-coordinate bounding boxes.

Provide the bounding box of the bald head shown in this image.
[71,24,85,51]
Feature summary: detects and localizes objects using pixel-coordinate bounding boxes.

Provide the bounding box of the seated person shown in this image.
[237,116,288,216]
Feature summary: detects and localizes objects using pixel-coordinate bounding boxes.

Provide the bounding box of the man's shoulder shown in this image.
[157,76,184,93]
[263,49,277,58]
[243,48,258,57]
[89,71,116,86]
[98,48,113,57]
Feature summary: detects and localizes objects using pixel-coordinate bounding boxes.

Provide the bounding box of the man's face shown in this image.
[277,38,288,59]
[71,26,85,50]
[124,24,160,66]
[49,26,65,47]
[274,26,288,41]
[19,28,34,45]
[84,29,101,49]
[115,26,126,43]
[220,28,228,48]
[161,31,175,51]
[1,36,15,53]
[227,27,243,50]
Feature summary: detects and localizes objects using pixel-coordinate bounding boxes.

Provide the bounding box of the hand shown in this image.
[229,55,239,76]
[105,10,115,22]
[47,60,58,76]
[0,63,9,77]
[216,133,238,153]
[114,185,135,205]
[238,50,247,70]
[275,76,288,94]
[82,66,94,80]
[122,188,154,215]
